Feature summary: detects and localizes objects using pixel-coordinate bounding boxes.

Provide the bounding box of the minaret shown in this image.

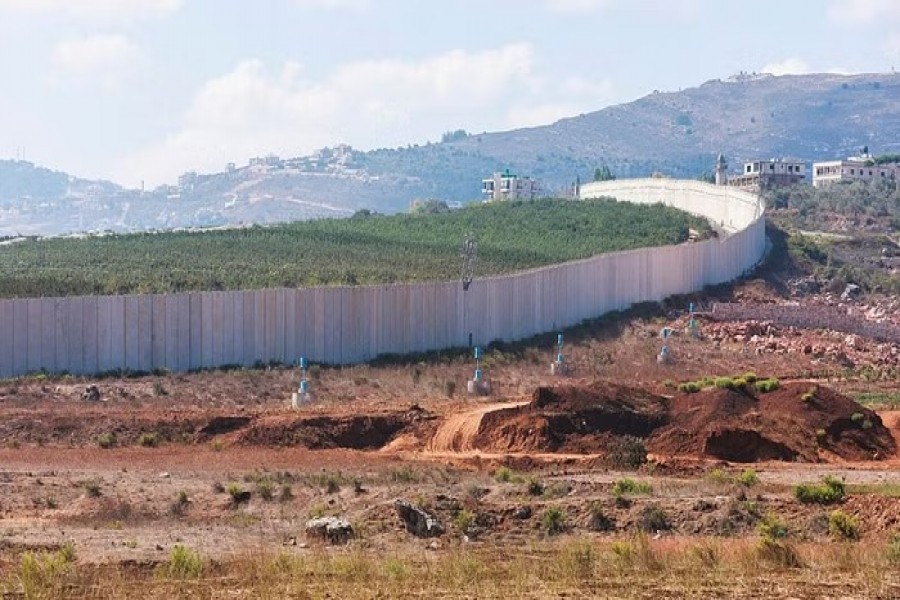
[715,153,728,186]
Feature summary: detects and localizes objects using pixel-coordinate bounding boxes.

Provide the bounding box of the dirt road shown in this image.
[426,401,527,452]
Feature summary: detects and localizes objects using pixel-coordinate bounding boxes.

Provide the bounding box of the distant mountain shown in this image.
[2,72,899,237]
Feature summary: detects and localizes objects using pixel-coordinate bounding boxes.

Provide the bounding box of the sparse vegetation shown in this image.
[755,378,780,393]
[828,510,860,541]
[165,545,203,579]
[611,478,652,496]
[452,509,475,535]
[494,467,525,484]
[542,506,567,535]
[795,476,845,505]
[97,433,117,449]
[138,432,160,448]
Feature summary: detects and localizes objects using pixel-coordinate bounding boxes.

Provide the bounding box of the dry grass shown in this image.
[2,537,898,599]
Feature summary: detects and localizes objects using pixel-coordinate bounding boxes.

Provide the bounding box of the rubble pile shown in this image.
[702,320,899,368]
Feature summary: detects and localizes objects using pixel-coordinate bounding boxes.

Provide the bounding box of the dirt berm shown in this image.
[473,381,896,463]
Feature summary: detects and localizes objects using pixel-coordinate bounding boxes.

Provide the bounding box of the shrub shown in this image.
[227,483,249,505]
[138,432,160,448]
[611,478,652,496]
[737,468,759,487]
[757,512,788,540]
[888,534,900,565]
[84,481,102,498]
[801,392,815,403]
[494,467,524,484]
[170,491,190,517]
[742,372,758,383]
[323,475,341,494]
[166,545,203,579]
[714,377,736,390]
[756,536,802,568]
[256,479,275,501]
[97,433,117,449]
[19,543,76,598]
[452,509,475,535]
[851,412,865,425]
[636,504,669,532]
[862,418,873,430]
[603,436,647,470]
[755,378,780,393]
[153,381,168,396]
[588,502,615,532]
[732,377,748,388]
[526,478,545,496]
[542,506,567,535]
[707,468,730,485]
[816,429,828,445]
[828,510,860,541]
[795,476,845,505]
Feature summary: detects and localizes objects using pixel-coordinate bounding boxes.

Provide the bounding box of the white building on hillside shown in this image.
[813,155,899,187]
[482,169,541,202]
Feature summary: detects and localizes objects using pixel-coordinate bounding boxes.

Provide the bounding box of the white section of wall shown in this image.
[0,180,764,377]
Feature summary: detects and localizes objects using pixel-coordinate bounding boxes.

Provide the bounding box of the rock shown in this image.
[82,385,101,402]
[394,499,444,538]
[513,505,532,520]
[841,284,862,301]
[305,516,353,545]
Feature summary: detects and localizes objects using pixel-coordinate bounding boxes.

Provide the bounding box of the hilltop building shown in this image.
[812,154,899,187]
[729,158,806,192]
[482,169,541,202]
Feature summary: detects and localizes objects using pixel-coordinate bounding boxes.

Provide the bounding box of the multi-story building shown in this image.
[728,158,806,192]
[812,156,899,187]
[482,169,541,202]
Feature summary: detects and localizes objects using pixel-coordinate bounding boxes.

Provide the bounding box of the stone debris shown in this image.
[305,516,353,545]
[394,499,444,538]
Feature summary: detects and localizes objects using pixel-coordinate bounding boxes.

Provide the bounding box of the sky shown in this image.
[1,0,899,188]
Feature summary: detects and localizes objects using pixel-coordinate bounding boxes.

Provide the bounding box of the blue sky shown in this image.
[1,0,898,187]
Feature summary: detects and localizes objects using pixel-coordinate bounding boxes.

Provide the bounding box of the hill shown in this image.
[2,72,899,237]
[0,198,709,297]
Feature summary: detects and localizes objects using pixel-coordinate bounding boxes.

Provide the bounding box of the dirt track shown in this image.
[426,401,528,452]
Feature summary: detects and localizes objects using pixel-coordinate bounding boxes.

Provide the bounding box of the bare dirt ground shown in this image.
[1,275,899,597]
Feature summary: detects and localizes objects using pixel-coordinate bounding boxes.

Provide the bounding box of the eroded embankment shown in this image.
[471,381,896,463]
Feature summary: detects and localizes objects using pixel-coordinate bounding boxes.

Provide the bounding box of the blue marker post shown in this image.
[292,356,313,408]
[467,346,491,395]
[657,327,673,364]
[552,333,568,375]
[688,302,700,339]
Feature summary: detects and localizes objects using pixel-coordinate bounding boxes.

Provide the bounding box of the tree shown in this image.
[593,166,616,182]
[441,129,468,143]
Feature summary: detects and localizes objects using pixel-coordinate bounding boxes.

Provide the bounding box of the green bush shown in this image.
[801,392,814,403]
[138,432,160,447]
[166,545,203,579]
[494,467,524,484]
[742,372,758,384]
[636,504,669,532]
[542,506,567,535]
[611,478,652,496]
[588,502,615,532]
[755,378,780,393]
[526,478,545,497]
[707,468,730,484]
[887,534,900,565]
[97,433,117,449]
[714,377,736,390]
[256,479,275,501]
[795,476,845,505]
[757,512,788,540]
[737,468,759,487]
[828,510,860,541]
[452,509,475,535]
[851,412,865,425]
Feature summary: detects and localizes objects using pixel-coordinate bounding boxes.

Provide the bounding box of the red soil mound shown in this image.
[474,381,896,463]
[474,381,669,454]
[649,382,896,462]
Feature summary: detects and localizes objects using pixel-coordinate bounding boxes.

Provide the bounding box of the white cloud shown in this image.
[828,0,900,24]
[760,57,810,76]
[0,0,180,20]
[51,34,142,88]
[118,45,616,186]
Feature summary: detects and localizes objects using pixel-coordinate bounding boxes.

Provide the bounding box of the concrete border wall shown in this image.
[0,180,765,377]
